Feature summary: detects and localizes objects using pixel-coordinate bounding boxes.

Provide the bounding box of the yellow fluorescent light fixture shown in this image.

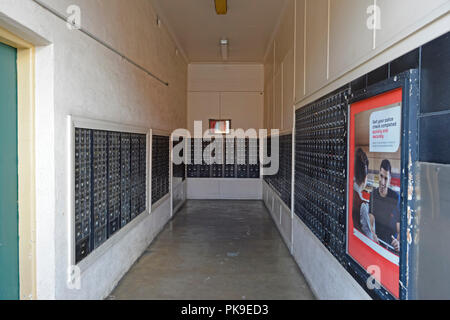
[215,0,227,15]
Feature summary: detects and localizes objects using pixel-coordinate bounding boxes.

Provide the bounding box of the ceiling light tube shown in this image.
[220,39,228,61]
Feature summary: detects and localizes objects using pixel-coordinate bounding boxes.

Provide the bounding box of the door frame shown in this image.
[0,27,36,300]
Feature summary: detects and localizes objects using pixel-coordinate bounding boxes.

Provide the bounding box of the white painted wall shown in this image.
[187,63,264,134]
[220,92,264,133]
[294,0,450,107]
[304,0,329,96]
[188,179,263,200]
[328,0,374,80]
[0,0,187,299]
[188,63,264,92]
[187,91,220,135]
[263,182,292,250]
[265,0,296,131]
[2,0,447,301]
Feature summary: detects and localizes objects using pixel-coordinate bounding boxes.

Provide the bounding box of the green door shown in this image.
[0,42,19,300]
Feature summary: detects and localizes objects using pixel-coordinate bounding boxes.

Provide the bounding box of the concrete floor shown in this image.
[108,200,315,300]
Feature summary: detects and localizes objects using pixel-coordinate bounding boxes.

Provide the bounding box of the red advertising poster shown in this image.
[347,88,403,299]
[209,119,231,134]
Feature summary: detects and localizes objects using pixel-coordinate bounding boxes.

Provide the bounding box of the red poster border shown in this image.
[347,87,403,299]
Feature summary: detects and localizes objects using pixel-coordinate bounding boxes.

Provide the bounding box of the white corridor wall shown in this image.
[187,63,265,200]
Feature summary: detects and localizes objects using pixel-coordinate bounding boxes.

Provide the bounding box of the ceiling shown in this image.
[151,0,288,63]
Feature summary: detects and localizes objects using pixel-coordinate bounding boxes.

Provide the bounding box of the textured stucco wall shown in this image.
[0,0,187,299]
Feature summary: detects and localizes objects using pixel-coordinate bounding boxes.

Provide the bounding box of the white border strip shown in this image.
[152,193,170,212]
[263,180,293,249]
[353,228,400,266]
[71,116,149,135]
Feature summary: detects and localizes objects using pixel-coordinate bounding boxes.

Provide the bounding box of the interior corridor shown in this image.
[109,201,315,300]
[1,0,448,301]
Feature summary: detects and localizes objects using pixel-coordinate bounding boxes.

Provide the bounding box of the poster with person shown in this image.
[347,88,403,299]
